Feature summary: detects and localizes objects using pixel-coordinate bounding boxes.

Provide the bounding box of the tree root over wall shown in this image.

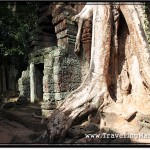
[36,3,150,144]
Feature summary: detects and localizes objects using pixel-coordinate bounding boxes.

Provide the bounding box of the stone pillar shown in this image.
[18,70,30,99]
[42,50,55,116]
[30,62,36,103]
[52,4,82,98]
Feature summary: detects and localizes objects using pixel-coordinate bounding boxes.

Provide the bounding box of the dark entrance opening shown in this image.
[35,63,44,102]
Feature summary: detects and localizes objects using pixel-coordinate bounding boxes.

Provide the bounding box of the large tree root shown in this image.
[44,4,113,143]
[37,3,150,144]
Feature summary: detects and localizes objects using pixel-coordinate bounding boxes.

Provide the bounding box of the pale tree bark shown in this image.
[38,2,150,143]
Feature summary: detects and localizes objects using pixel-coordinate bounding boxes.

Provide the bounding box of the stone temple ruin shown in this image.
[1,2,150,144]
[18,2,92,116]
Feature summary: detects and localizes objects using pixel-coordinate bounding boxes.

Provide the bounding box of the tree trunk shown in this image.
[39,2,150,143]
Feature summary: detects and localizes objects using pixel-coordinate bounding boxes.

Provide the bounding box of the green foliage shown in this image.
[0,2,39,57]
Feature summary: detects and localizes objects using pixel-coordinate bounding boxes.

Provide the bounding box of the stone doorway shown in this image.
[35,63,44,102]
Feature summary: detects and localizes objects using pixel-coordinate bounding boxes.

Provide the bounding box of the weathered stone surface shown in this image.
[55,20,67,34]
[52,5,75,21]
[60,75,71,83]
[18,3,85,115]
[53,65,61,74]
[43,83,54,93]
[53,75,59,83]
[43,93,55,102]
[43,76,54,85]
[44,59,54,67]
[41,101,56,110]
[32,56,44,64]
[70,74,81,83]
[58,37,68,49]
[56,83,68,92]
[43,67,53,75]
[55,92,68,101]
[53,56,63,66]
[18,70,30,99]
[18,71,30,85]
[19,86,30,97]
[53,48,66,57]
[54,83,61,93]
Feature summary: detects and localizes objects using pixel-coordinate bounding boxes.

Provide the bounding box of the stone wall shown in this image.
[41,3,82,115]
[18,2,93,116]
[42,47,81,110]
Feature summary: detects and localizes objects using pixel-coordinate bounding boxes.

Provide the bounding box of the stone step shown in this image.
[1,109,46,132]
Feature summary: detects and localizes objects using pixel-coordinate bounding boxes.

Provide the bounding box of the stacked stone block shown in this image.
[52,4,76,49]
[41,3,82,114]
[18,3,91,116]
[18,70,30,99]
[42,49,55,110]
[42,47,81,113]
